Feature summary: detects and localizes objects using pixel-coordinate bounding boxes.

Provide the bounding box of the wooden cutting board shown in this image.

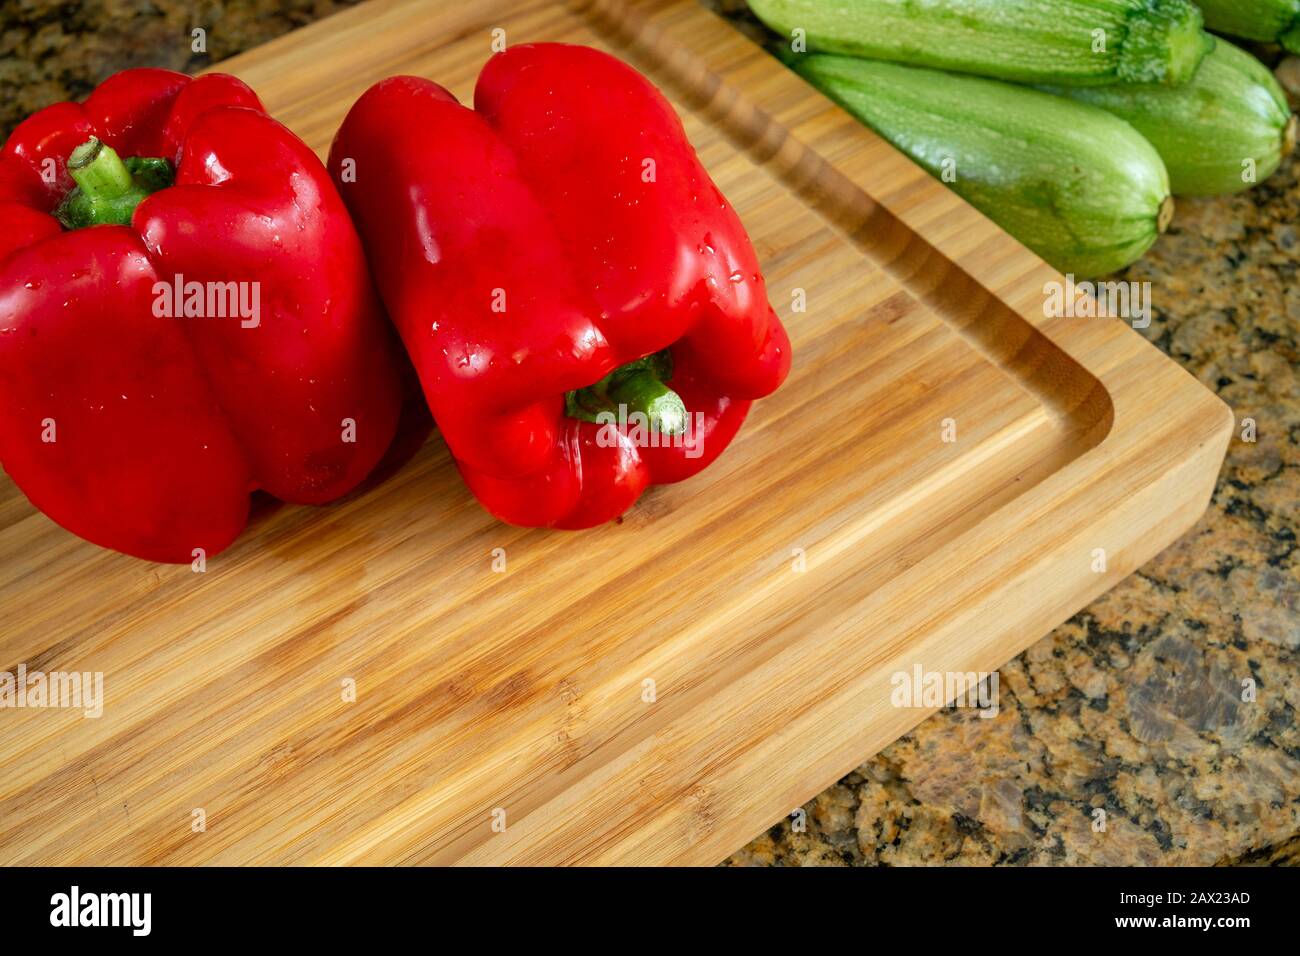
[0,0,1232,865]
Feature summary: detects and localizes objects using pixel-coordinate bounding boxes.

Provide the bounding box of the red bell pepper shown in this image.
[329,43,791,529]
[0,68,403,562]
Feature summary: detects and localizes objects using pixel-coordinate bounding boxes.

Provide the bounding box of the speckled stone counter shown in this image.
[3,1,1296,866]
[0,1,364,133]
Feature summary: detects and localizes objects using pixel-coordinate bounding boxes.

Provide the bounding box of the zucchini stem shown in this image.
[1157,196,1175,235]
[1117,0,1214,85]
[1283,24,1300,55]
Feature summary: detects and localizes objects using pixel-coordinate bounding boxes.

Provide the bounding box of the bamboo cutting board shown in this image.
[0,0,1232,865]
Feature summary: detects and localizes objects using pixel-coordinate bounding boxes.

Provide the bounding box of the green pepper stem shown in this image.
[565,349,688,436]
[607,369,687,436]
[55,137,174,230]
[67,138,134,199]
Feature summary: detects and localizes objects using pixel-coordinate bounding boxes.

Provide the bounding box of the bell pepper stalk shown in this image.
[56,136,175,229]
[0,68,404,562]
[564,350,688,437]
[329,44,792,529]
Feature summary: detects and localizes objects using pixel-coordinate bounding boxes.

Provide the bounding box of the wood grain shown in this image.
[0,0,1232,865]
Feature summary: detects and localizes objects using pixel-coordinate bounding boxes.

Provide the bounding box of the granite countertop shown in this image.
[3,1,1296,866]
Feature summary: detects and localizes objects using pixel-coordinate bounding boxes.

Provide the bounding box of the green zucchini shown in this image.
[793,55,1173,277]
[1195,0,1300,53]
[748,0,1215,86]
[1043,40,1297,196]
